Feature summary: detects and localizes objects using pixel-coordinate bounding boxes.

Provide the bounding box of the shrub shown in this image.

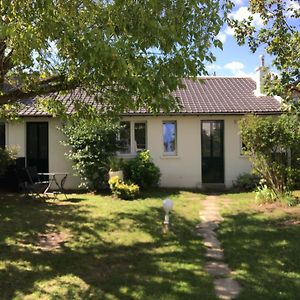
[255,184,277,204]
[61,117,119,191]
[108,176,139,200]
[280,193,300,207]
[240,114,300,198]
[233,173,260,192]
[0,147,18,175]
[125,150,160,189]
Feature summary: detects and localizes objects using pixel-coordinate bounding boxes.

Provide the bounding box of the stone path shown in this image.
[196,196,241,299]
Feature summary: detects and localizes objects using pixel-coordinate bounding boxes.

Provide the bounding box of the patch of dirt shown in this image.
[277,219,300,228]
[37,231,71,251]
[253,203,300,215]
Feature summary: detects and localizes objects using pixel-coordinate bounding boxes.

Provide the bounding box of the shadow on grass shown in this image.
[218,211,300,300]
[0,193,215,300]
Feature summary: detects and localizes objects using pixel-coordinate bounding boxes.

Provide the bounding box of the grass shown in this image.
[0,190,218,300]
[218,191,300,300]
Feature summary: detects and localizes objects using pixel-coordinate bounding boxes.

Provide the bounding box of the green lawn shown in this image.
[218,191,300,300]
[0,190,217,300]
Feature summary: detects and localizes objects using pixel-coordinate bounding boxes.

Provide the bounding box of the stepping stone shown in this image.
[200,215,223,222]
[214,278,242,299]
[196,228,216,237]
[203,234,221,249]
[196,222,219,231]
[205,248,224,260]
[204,261,231,277]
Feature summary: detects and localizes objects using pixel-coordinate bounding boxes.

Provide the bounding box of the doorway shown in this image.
[201,120,224,183]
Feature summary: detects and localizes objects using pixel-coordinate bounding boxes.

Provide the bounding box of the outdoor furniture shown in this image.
[38,172,68,199]
[18,167,50,197]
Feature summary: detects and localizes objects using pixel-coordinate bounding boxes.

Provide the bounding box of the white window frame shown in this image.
[118,120,147,155]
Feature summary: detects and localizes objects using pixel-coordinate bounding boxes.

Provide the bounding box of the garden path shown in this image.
[196,195,241,299]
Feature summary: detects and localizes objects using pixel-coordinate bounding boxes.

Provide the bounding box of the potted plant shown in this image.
[108,157,124,181]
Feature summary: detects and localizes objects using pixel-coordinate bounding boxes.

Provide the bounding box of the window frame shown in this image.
[118,120,147,155]
[162,120,177,156]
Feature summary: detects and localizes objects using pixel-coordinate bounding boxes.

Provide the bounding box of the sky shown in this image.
[206,0,300,78]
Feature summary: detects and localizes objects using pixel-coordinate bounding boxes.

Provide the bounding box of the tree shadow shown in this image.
[218,211,300,300]
[0,193,216,300]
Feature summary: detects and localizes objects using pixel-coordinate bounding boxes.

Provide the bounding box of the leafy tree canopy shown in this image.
[230,0,300,104]
[0,0,232,115]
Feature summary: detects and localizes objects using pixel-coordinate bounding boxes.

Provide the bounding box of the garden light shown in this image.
[163,198,173,229]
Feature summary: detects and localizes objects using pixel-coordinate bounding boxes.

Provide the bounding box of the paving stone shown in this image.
[214,278,242,299]
[204,261,231,277]
[196,222,219,231]
[200,195,241,299]
[205,248,224,260]
[203,235,221,249]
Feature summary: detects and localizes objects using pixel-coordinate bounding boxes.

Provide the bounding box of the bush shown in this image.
[125,150,160,189]
[0,147,18,175]
[233,173,260,192]
[255,184,277,204]
[240,114,300,197]
[108,176,139,200]
[280,193,300,207]
[61,117,119,191]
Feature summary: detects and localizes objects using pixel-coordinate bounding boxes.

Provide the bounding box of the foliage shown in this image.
[108,156,124,172]
[108,176,139,200]
[0,147,18,175]
[229,0,300,107]
[0,0,232,115]
[255,184,277,204]
[239,114,300,197]
[233,173,261,192]
[61,117,119,190]
[125,150,161,189]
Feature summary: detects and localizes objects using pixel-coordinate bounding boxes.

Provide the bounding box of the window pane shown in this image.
[134,123,146,150]
[202,122,211,157]
[119,121,131,153]
[212,122,221,157]
[0,123,5,149]
[163,121,176,154]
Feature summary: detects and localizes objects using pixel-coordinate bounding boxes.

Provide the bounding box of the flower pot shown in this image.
[108,170,124,181]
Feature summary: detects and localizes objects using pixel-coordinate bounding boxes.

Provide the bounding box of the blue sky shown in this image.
[207,0,300,77]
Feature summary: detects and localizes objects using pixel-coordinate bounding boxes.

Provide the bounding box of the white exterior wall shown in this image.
[6,117,80,190]
[120,115,252,188]
[5,115,252,190]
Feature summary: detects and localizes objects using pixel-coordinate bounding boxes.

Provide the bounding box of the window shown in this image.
[119,121,147,154]
[0,123,5,149]
[134,122,146,151]
[163,121,177,155]
[119,121,131,153]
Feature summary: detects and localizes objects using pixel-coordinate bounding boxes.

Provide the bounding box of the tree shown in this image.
[0,0,232,115]
[239,114,300,198]
[230,0,300,105]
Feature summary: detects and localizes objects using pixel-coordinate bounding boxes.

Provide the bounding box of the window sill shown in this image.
[117,153,137,159]
[160,155,180,159]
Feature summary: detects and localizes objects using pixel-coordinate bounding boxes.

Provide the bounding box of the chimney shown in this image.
[255,55,268,96]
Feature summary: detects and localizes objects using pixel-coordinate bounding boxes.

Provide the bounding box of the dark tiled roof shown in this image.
[18,77,281,117]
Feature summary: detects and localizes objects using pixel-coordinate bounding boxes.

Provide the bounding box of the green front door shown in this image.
[26,122,49,173]
[201,120,224,183]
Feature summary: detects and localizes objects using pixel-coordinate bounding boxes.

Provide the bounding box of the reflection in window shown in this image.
[0,123,5,149]
[163,121,176,155]
[119,121,131,153]
[134,122,146,151]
